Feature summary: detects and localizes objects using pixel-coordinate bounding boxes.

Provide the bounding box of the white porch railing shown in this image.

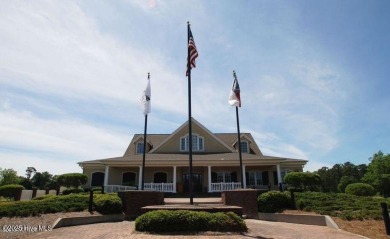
[210,182,242,192]
[105,185,137,193]
[144,183,174,192]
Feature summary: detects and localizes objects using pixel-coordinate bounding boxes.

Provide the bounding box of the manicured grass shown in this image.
[295,191,390,220]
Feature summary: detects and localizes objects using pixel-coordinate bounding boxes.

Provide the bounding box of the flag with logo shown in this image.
[141,74,151,115]
[228,73,241,107]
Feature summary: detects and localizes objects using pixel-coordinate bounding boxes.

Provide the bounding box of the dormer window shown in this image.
[136,142,144,154]
[180,134,204,152]
[240,141,249,153]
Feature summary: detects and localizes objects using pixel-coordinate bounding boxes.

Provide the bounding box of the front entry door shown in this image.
[182,173,203,193]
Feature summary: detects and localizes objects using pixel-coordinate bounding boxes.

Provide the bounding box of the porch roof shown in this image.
[78,152,307,168]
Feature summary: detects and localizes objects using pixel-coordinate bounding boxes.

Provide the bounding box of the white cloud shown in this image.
[0,109,129,170]
[0,1,187,115]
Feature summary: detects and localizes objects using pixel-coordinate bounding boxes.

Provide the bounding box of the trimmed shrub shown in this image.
[284,172,321,191]
[57,173,88,189]
[0,184,25,199]
[345,183,376,196]
[0,194,89,217]
[258,191,291,213]
[62,188,84,195]
[135,210,247,232]
[94,194,122,214]
[337,176,357,193]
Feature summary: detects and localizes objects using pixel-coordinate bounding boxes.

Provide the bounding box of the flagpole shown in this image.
[141,73,150,190]
[141,114,148,190]
[233,71,244,189]
[187,21,194,205]
[236,106,244,189]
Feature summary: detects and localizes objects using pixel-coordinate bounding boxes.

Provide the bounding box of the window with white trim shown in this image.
[239,141,249,153]
[180,134,204,152]
[248,171,262,186]
[136,142,144,154]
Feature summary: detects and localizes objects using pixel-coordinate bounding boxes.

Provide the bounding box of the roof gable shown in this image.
[215,133,263,156]
[149,118,234,154]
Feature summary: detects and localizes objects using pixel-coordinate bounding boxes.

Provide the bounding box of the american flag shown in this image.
[186,27,198,76]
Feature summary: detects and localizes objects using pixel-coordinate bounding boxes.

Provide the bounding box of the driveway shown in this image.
[8,219,367,239]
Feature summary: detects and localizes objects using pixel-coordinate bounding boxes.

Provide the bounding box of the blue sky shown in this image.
[1,0,389,176]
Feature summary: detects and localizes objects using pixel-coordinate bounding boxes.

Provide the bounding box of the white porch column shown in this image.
[138,166,142,190]
[276,164,282,184]
[173,166,177,193]
[104,165,109,186]
[242,165,246,189]
[208,166,212,192]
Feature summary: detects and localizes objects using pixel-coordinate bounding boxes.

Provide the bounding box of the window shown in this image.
[180,134,204,152]
[154,172,167,183]
[217,172,232,183]
[122,172,136,186]
[91,172,104,187]
[248,171,262,186]
[136,142,144,154]
[239,141,249,153]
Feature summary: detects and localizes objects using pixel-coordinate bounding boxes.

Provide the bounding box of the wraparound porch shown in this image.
[86,164,289,193]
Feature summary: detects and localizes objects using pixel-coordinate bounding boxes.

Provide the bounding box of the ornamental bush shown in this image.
[135,210,247,232]
[0,194,89,217]
[94,194,122,214]
[257,191,292,213]
[345,183,376,196]
[0,184,24,199]
[56,173,88,189]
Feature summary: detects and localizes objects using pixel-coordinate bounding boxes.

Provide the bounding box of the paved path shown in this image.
[14,219,368,239]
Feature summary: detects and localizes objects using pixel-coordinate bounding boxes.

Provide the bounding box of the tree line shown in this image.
[0,167,87,190]
[285,151,390,195]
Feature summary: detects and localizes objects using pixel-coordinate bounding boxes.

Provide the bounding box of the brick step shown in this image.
[164,197,223,205]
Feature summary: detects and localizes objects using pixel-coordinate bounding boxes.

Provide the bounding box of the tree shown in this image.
[315,162,368,192]
[25,167,36,179]
[0,168,20,186]
[18,176,33,189]
[31,171,53,189]
[284,172,321,191]
[362,151,390,195]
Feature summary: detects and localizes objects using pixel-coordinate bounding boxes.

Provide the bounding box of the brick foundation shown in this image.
[222,189,258,219]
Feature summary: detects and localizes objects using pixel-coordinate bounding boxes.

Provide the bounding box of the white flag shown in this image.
[228,71,241,107]
[141,74,151,116]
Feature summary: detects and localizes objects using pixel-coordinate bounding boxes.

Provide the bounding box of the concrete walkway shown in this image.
[16,219,368,239]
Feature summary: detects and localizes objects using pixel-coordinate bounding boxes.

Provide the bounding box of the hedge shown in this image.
[0,184,24,199]
[62,188,84,195]
[0,193,122,217]
[345,183,376,196]
[135,210,247,232]
[258,191,292,213]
